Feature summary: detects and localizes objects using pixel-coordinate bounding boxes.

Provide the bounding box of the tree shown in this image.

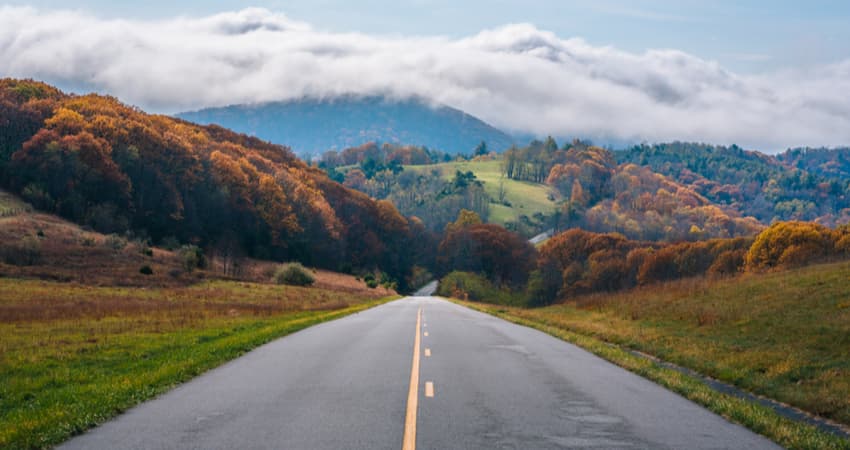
[438,223,536,288]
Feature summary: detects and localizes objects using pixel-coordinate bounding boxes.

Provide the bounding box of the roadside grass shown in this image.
[450,260,850,449]
[0,278,398,449]
[405,160,559,225]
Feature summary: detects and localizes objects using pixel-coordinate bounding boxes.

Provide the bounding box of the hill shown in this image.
[176,96,515,157]
[405,159,560,232]
[0,79,435,291]
[458,258,850,445]
[616,143,850,225]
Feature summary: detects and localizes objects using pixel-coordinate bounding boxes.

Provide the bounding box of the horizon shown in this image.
[2,2,850,151]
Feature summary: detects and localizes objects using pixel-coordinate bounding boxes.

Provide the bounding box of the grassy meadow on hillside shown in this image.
[406,159,559,226]
[458,260,850,429]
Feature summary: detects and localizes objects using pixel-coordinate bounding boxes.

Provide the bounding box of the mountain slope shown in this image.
[616,143,850,225]
[0,79,435,290]
[177,96,515,157]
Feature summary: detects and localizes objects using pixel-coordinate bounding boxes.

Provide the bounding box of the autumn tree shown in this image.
[438,220,536,288]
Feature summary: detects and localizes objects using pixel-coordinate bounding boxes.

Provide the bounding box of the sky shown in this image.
[2,1,850,151]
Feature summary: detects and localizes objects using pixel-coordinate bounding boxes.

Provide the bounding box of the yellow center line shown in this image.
[402,307,422,450]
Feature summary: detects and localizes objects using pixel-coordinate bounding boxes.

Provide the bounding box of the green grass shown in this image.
[0,278,398,449]
[452,261,850,448]
[406,160,559,225]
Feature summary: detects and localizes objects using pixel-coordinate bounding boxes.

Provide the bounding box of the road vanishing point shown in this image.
[60,294,779,449]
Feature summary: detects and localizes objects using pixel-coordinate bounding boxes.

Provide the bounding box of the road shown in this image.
[60,296,779,449]
[529,229,554,245]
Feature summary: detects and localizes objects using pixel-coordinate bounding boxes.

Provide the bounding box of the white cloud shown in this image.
[2,6,849,151]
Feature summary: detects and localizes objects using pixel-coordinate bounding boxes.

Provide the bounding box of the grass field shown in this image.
[456,261,850,448]
[0,278,397,449]
[406,160,559,225]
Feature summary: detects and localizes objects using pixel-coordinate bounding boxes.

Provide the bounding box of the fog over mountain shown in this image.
[2,6,850,151]
[178,96,516,157]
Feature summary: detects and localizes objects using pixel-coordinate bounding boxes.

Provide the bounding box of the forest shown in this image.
[5,78,850,303]
[0,79,437,291]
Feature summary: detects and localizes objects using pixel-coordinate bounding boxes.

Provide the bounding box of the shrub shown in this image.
[437,271,520,306]
[179,245,206,272]
[161,236,180,251]
[707,249,746,277]
[274,263,315,286]
[363,273,377,288]
[746,222,833,270]
[104,234,127,251]
[139,265,153,275]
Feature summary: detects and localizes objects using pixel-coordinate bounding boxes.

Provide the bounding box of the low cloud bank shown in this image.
[2,6,849,151]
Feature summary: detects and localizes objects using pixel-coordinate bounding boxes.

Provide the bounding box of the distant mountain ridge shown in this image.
[176,96,515,157]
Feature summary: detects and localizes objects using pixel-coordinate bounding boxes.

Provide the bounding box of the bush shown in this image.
[139,265,153,275]
[363,273,378,288]
[437,271,520,306]
[104,234,127,251]
[746,222,834,270]
[161,236,180,251]
[274,263,315,286]
[179,245,206,272]
[1,236,42,266]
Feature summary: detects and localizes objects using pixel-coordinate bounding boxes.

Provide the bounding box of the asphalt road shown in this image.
[60,296,779,450]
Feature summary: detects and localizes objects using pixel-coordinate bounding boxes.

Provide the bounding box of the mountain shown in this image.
[176,96,515,157]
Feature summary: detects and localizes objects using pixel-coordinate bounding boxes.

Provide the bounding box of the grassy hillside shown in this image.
[0,79,426,290]
[0,279,396,449]
[458,260,850,434]
[406,160,559,227]
[0,191,399,448]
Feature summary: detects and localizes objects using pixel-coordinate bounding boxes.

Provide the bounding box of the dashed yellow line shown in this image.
[402,307,422,450]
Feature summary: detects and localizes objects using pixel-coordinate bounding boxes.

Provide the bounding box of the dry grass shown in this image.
[0,191,396,297]
[0,190,399,448]
[468,262,850,427]
[238,258,396,296]
[0,277,396,449]
[0,211,199,286]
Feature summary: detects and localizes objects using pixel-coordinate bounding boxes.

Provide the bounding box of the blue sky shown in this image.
[9,0,850,73]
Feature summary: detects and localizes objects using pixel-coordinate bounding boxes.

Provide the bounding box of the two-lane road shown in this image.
[61,297,779,449]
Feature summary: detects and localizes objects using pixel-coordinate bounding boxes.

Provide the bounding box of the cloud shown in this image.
[1,6,849,151]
